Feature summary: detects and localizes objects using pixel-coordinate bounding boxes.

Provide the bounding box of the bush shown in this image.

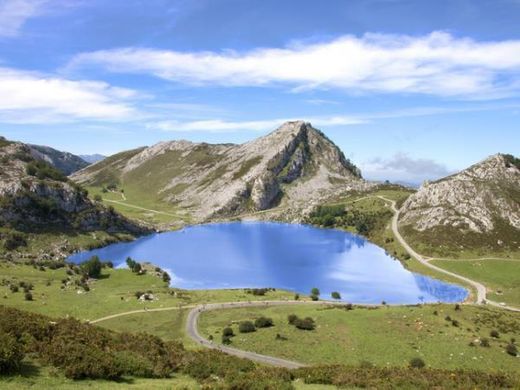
[0,332,25,373]
[24,292,33,301]
[9,284,18,293]
[490,330,500,338]
[3,233,27,251]
[311,294,319,301]
[288,314,298,325]
[238,321,256,333]
[480,338,490,347]
[294,317,315,331]
[94,194,102,202]
[222,335,232,345]
[294,293,300,300]
[223,327,234,337]
[331,291,341,300]
[409,357,426,369]
[506,343,518,357]
[81,256,103,279]
[311,287,320,296]
[254,317,274,328]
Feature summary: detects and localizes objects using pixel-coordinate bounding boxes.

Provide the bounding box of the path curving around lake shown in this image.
[376,195,520,312]
[185,300,354,369]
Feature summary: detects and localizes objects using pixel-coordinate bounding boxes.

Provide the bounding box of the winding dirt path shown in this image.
[102,198,177,217]
[377,195,519,312]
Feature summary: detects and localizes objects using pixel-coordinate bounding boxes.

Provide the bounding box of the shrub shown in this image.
[222,335,232,345]
[223,327,234,337]
[94,194,102,202]
[294,293,300,300]
[311,294,319,301]
[3,233,27,251]
[409,357,426,369]
[254,317,274,328]
[24,292,33,301]
[480,338,490,347]
[81,256,103,279]
[238,321,256,333]
[294,317,315,331]
[490,330,500,338]
[288,314,298,325]
[9,284,18,293]
[506,343,518,357]
[331,291,341,300]
[162,272,171,284]
[0,332,25,374]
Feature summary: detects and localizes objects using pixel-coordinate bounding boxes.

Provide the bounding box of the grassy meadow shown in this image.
[199,303,520,373]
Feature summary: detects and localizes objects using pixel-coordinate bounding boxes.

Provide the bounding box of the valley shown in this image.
[1,124,519,389]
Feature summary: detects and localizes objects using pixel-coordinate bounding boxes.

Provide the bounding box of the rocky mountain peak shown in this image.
[72,121,368,223]
[400,153,520,238]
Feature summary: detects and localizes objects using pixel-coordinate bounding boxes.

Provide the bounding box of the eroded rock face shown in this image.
[72,121,369,222]
[400,154,520,233]
[0,142,146,234]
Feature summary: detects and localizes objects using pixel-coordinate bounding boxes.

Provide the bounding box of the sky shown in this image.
[0,0,519,184]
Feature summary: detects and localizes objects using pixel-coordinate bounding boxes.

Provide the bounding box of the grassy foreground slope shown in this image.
[199,303,520,373]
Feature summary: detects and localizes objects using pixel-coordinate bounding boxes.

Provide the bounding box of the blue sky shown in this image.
[0,0,519,183]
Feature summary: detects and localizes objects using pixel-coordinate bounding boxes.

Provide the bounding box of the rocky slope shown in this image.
[0,138,147,237]
[399,154,520,252]
[72,121,371,222]
[79,154,106,164]
[27,144,89,175]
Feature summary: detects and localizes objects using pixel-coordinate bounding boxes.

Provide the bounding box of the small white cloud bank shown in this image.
[361,153,454,185]
[0,67,140,123]
[68,31,520,99]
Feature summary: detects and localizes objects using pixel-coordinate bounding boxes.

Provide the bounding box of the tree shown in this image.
[331,291,341,300]
[287,314,298,325]
[238,321,256,333]
[81,256,102,279]
[162,272,171,284]
[311,287,320,296]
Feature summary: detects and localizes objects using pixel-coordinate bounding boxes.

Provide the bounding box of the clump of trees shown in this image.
[126,257,143,273]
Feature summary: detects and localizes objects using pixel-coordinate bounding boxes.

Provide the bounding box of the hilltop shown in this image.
[0,137,148,261]
[72,121,371,224]
[399,153,520,256]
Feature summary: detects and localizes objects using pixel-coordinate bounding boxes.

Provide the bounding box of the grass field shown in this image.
[431,259,520,307]
[86,186,190,227]
[0,263,295,321]
[199,303,520,373]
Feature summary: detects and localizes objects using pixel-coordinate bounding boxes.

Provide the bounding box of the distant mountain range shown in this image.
[79,154,106,164]
[28,144,90,175]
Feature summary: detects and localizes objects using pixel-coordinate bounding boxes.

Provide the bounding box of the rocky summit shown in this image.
[0,138,145,235]
[72,121,371,222]
[399,153,520,250]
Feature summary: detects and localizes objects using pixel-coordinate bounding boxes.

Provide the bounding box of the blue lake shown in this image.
[68,222,468,304]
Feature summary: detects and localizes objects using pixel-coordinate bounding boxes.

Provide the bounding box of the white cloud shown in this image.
[147,115,366,133]
[0,0,47,37]
[361,153,454,184]
[68,31,520,99]
[0,67,139,123]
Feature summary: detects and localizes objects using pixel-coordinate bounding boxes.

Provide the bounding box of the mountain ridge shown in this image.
[72,121,370,223]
